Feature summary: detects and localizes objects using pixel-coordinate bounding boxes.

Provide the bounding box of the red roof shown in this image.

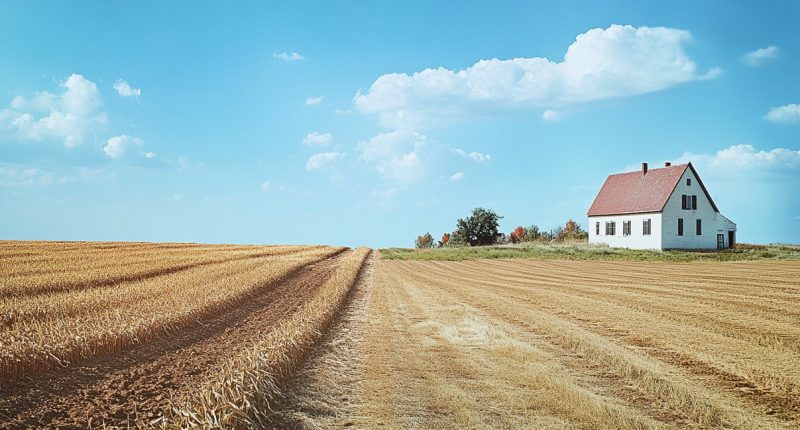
[587,163,717,216]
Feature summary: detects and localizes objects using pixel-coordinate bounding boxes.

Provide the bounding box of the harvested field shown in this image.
[353,256,800,429]
[0,241,370,428]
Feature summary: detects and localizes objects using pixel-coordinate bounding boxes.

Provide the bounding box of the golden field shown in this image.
[354,257,800,429]
[2,240,799,429]
[0,241,370,428]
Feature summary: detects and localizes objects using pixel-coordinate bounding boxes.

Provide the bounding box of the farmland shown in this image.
[0,241,370,428]
[2,241,800,429]
[351,256,800,429]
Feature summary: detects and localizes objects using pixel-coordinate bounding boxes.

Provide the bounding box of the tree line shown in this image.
[415,207,588,249]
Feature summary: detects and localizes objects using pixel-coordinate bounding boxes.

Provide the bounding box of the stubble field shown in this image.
[355,256,800,429]
[1,241,799,429]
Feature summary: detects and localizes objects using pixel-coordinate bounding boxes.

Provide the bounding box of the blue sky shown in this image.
[1,1,798,247]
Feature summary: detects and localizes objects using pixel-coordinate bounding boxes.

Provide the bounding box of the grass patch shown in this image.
[380,243,800,262]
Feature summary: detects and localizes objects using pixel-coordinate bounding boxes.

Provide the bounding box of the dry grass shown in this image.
[0,241,345,382]
[357,256,800,429]
[168,247,371,429]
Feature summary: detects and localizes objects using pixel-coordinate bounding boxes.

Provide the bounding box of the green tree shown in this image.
[523,224,540,242]
[415,232,435,248]
[453,207,503,246]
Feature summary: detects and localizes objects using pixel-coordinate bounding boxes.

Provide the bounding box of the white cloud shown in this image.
[358,130,427,183]
[0,74,106,147]
[453,148,491,162]
[273,52,305,61]
[764,104,800,125]
[305,96,324,106]
[260,181,285,192]
[113,79,141,98]
[542,109,560,121]
[677,144,800,170]
[0,163,114,187]
[104,134,145,160]
[742,46,780,67]
[354,24,719,128]
[306,151,344,171]
[0,165,54,187]
[302,131,334,146]
[450,171,464,181]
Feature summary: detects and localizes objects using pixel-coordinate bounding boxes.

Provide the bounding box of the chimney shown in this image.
[665,162,672,167]
[642,162,648,175]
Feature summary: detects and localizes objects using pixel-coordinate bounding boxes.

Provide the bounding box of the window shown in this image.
[623,220,631,236]
[682,194,688,210]
[692,195,697,210]
[643,219,651,235]
[605,221,616,236]
[596,222,600,236]
[687,178,691,186]
[678,218,684,236]
[696,219,702,235]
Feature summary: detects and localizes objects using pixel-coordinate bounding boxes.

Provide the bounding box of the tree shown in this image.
[523,224,541,242]
[415,232,435,248]
[509,226,525,244]
[439,233,450,247]
[556,219,588,241]
[453,207,503,246]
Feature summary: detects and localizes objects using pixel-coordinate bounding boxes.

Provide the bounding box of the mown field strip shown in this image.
[383,259,795,428]
[404,260,800,410]
[441,260,800,353]
[0,244,345,382]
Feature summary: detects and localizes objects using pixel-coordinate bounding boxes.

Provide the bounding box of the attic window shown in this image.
[687,178,691,186]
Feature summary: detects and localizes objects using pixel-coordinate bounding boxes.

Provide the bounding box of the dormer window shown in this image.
[687,178,691,186]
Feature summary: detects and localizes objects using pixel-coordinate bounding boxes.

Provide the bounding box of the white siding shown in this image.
[661,167,730,249]
[588,213,662,250]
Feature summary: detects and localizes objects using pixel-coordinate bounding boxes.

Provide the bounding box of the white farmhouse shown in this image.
[587,162,736,250]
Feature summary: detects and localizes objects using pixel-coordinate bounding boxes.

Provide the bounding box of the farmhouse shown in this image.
[587,162,736,250]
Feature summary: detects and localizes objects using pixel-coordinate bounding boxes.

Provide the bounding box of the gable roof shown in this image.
[587,163,718,216]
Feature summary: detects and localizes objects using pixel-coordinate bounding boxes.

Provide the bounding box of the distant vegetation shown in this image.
[415,207,588,249]
[390,242,800,262]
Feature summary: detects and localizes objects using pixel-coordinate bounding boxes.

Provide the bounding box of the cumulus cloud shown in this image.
[354,25,719,129]
[358,130,427,183]
[453,148,491,162]
[103,134,148,160]
[764,104,800,125]
[742,46,780,67]
[450,171,464,181]
[677,144,800,170]
[0,74,106,147]
[302,131,333,146]
[306,151,344,171]
[273,51,305,61]
[305,96,324,106]
[113,79,141,98]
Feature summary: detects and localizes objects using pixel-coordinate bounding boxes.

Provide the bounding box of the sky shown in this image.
[1,1,799,248]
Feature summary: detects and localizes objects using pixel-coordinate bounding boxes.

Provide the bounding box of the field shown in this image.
[353,256,800,429]
[2,241,799,429]
[0,241,370,428]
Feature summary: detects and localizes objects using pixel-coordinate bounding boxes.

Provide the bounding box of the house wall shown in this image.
[661,167,730,249]
[588,213,662,250]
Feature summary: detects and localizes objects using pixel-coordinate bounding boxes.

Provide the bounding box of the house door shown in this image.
[717,234,725,250]
[728,231,735,249]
